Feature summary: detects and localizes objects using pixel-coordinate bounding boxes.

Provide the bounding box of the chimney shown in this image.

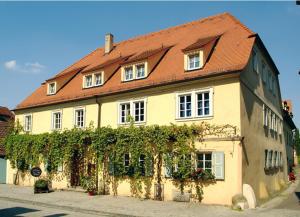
[105,33,114,54]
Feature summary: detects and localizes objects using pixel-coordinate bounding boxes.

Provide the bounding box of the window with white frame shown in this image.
[48,82,56,95]
[94,73,102,86]
[24,114,32,132]
[177,89,212,119]
[139,154,146,176]
[252,50,258,73]
[124,66,134,81]
[179,94,192,118]
[196,152,224,179]
[134,101,145,122]
[136,64,145,79]
[187,52,200,70]
[197,92,210,116]
[264,149,268,169]
[273,151,277,168]
[52,111,62,130]
[279,152,283,167]
[74,108,85,128]
[120,103,131,124]
[119,99,146,124]
[84,75,93,88]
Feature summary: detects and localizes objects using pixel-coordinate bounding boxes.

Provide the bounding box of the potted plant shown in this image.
[34,179,49,194]
[80,176,96,196]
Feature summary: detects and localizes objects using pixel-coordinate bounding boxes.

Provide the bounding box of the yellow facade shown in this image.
[7,46,288,206]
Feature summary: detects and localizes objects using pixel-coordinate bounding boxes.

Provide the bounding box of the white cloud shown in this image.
[3,60,45,74]
[4,60,17,70]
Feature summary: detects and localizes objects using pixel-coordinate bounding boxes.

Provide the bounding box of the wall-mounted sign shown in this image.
[30,167,42,177]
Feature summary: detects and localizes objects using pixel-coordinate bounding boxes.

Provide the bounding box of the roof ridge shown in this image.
[114,12,230,46]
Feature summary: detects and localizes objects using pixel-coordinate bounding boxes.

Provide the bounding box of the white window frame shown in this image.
[73,107,86,128]
[263,104,268,127]
[187,51,201,71]
[51,110,62,130]
[176,88,213,120]
[24,114,32,132]
[47,82,57,95]
[196,152,212,172]
[124,66,134,81]
[94,72,104,86]
[118,98,147,125]
[83,74,93,88]
[178,94,192,118]
[135,63,146,79]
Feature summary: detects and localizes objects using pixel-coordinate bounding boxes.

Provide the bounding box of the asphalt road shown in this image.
[275,180,300,210]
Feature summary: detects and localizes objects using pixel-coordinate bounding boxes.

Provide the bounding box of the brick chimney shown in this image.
[105,33,114,54]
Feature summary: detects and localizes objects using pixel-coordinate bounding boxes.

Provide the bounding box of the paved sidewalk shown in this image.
[0,182,300,217]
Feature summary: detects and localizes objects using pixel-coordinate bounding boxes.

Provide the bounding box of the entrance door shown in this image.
[70,151,84,186]
[0,157,7,183]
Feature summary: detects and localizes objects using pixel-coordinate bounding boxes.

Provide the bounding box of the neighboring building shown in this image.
[9,13,288,206]
[0,106,14,183]
[282,100,296,172]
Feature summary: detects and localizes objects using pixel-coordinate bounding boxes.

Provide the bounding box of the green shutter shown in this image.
[212,152,224,180]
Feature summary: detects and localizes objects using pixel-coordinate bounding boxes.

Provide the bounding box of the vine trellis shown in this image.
[3,121,237,201]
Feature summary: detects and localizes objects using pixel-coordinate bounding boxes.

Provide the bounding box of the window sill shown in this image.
[175,116,213,122]
[185,67,202,72]
[83,84,103,89]
[118,121,146,126]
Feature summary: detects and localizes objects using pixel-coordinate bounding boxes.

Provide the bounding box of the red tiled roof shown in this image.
[15,12,256,110]
[0,107,14,118]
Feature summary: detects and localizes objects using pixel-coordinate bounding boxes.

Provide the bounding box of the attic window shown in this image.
[83,71,103,88]
[48,82,56,95]
[124,66,134,81]
[184,50,203,71]
[136,64,145,79]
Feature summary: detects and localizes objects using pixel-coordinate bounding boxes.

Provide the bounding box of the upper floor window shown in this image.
[84,75,93,88]
[124,66,134,81]
[179,94,192,118]
[48,82,56,95]
[118,99,147,124]
[120,102,131,124]
[252,50,258,74]
[94,73,102,86]
[136,64,145,79]
[52,111,62,130]
[263,104,269,127]
[83,72,103,88]
[177,88,213,119]
[24,114,32,132]
[122,62,148,82]
[188,53,200,70]
[74,108,85,128]
[268,71,272,91]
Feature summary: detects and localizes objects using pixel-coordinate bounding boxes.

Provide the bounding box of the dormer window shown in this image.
[48,82,56,95]
[83,71,103,88]
[85,75,93,88]
[122,62,148,82]
[94,73,102,86]
[124,66,134,81]
[136,64,145,79]
[188,53,200,70]
[184,50,203,71]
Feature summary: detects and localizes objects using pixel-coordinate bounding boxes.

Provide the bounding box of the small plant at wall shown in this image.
[80,175,96,195]
[4,122,236,202]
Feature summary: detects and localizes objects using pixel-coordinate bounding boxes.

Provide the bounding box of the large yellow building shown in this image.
[7,13,288,206]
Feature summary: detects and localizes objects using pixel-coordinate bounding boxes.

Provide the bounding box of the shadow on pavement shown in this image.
[295,192,300,201]
[0,206,39,216]
[0,206,68,217]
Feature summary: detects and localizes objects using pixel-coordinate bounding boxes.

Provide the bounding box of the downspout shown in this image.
[95,97,101,193]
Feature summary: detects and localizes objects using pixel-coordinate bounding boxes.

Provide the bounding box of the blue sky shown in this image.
[0,1,299,127]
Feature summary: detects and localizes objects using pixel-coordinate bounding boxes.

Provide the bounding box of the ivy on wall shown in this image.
[4,121,237,201]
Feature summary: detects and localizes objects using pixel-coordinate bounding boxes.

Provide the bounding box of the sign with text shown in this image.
[30,167,42,177]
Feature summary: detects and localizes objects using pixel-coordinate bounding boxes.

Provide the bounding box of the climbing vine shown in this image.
[4,121,237,201]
